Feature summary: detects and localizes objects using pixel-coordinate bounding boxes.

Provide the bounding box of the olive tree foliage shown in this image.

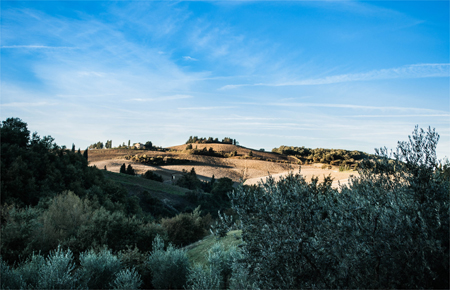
[222,126,448,289]
[146,235,190,289]
[187,243,240,290]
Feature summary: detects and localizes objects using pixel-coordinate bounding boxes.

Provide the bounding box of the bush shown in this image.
[78,247,123,289]
[38,246,78,289]
[187,242,238,290]
[147,235,190,289]
[111,268,142,289]
[161,206,207,247]
[1,205,42,264]
[142,170,163,182]
[1,256,25,290]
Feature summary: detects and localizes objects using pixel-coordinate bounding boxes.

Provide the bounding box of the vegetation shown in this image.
[142,170,163,182]
[2,117,447,289]
[217,126,449,289]
[186,136,237,145]
[272,145,371,167]
[124,154,189,165]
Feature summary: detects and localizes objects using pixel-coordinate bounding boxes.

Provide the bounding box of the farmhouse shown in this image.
[133,143,146,149]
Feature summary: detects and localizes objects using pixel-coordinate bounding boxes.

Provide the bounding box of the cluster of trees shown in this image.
[272,145,370,167]
[119,163,136,175]
[186,136,237,145]
[125,154,189,166]
[187,147,225,158]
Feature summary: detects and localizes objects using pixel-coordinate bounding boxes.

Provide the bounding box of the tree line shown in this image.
[186,136,237,145]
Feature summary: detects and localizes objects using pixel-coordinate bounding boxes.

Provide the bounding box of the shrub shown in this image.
[16,252,45,288]
[38,246,78,289]
[1,256,25,290]
[1,205,42,264]
[147,235,190,289]
[78,247,123,289]
[110,268,142,289]
[189,242,238,289]
[142,170,163,182]
[161,206,207,247]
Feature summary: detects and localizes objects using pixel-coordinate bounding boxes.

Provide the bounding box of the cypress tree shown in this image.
[83,148,88,161]
[126,164,135,175]
[120,163,126,174]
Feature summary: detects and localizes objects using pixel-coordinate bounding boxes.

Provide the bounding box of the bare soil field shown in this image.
[89,148,358,188]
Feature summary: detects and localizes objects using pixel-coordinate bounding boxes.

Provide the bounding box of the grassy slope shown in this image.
[103,170,189,196]
[186,230,243,265]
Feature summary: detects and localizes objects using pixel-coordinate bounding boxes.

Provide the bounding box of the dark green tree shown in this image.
[83,148,88,161]
[126,164,135,175]
[120,163,126,174]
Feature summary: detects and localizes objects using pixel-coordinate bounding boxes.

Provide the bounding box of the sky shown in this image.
[1,0,449,159]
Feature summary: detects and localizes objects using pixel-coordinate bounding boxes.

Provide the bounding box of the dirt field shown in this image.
[89,148,358,188]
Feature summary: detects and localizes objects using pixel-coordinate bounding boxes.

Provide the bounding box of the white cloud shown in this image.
[183,56,198,61]
[219,63,450,89]
[131,95,193,102]
[1,45,77,49]
[178,106,236,110]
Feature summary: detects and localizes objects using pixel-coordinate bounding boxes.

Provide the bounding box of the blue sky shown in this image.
[1,0,449,159]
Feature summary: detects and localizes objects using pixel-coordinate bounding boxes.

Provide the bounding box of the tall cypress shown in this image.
[83,148,88,161]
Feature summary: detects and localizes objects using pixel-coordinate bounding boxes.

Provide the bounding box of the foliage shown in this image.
[125,154,189,165]
[142,170,163,182]
[185,136,237,145]
[1,256,25,290]
[126,164,135,175]
[147,235,190,289]
[161,206,208,247]
[272,145,370,167]
[1,205,42,264]
[38,246,78,289]
[223,126,449,289]
[187,242,238,290]
[119,163,126,174]
[110,268,142,289]
[78,247,123,289]
[176,168,202,190]
[89,141,104,149]
[0,117,119,207]
[211,177,234,200]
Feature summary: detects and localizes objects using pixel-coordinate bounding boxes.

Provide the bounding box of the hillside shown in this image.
[89,144,358,189]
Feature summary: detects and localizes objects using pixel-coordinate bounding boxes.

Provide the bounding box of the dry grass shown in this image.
[89,148,358,188]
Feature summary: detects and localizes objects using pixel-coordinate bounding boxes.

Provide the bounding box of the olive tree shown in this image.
[223,126,448,289]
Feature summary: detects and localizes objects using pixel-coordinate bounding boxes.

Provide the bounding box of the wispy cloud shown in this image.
[183,56,198,61]
[220,63,450,89]
[132,95,193,102]
[271,102,447,113]
[1,101,54,107]
[178,106,236,110]
[1,45,77,49]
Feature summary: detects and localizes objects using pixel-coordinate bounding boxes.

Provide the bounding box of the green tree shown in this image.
[217,126,449,289]
[83,148,88,161]
[120,163,126,174]
[126,164,135,175]
[147,235,190,289]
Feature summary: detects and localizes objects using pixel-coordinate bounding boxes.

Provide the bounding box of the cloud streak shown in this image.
[220,63,450,89]
[1,45,77,49]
